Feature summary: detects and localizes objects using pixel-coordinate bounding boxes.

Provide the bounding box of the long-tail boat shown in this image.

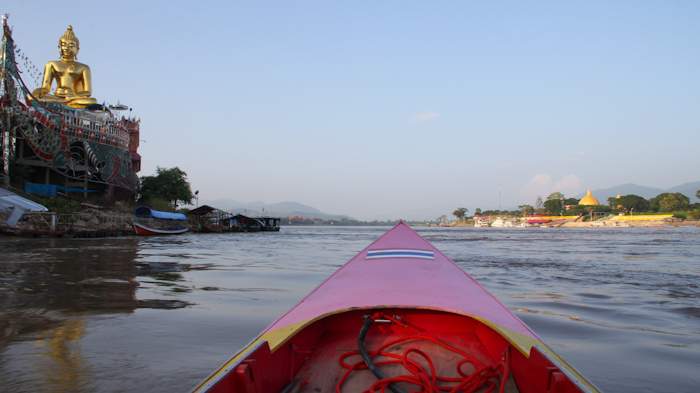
[192,222,601,393]
[132,206,188,235]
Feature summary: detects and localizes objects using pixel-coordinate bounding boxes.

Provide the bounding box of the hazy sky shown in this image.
[4,2,699,220]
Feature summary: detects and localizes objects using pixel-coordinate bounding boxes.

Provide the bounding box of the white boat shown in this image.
[491,217,505,227]
[474,217,490,227]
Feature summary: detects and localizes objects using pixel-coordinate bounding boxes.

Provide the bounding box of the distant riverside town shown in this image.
[438,189,700,228]
[286,188,700,228]
[2,161,700,235]
[2,21,697,233]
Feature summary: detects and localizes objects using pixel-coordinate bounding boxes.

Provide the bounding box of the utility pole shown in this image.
[499,181,501,212]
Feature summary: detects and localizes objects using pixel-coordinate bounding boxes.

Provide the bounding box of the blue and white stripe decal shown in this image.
[366,249,435,260]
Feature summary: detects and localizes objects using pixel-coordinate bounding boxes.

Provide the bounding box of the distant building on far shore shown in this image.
[578,190,600,206]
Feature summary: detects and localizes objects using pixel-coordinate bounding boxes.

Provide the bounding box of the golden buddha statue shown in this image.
[31,26,98,108]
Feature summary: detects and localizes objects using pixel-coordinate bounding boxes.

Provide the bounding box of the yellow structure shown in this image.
[610,214,673,221]
[615,194,623,210]
[578,190,600,206]
[31,26,98,108]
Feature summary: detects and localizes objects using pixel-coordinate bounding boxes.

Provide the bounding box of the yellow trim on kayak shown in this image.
[191,319,312,393]
[480,321,601,393]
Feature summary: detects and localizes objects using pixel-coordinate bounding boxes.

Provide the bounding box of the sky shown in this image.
[4,1,699,220]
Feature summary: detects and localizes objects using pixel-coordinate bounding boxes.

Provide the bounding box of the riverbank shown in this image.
[452,218,700,228]
[0,210,135,237]
[559,220,699,228]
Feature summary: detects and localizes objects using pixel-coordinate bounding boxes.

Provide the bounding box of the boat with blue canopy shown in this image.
[132,206,188,235]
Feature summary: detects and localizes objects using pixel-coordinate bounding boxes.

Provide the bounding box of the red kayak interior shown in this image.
[202,308,589,393]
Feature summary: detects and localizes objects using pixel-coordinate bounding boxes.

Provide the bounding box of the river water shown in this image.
[0,226,698,392]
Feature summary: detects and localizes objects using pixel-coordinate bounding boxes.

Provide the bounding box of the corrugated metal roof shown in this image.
[186,205,217,216]
[0,188,48,212]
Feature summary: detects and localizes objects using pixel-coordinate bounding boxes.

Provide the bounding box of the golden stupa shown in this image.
[578,190,600,206]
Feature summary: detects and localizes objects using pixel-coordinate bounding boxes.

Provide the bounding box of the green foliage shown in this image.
[453,207,468,219]
[563,198,579,206]
[659,193,690,212]
[546,192,564,201]
[542,192,565,215]
[518,205,534,216]
[535,196,543,210]
[565,205,588,216]
[688,210,700,220]
[544,199,563,215]
[43,197,81,214]
[138,167,194,208]
[566,204,611,216]
[142,197,178,212]
[649,193,670,211]
[590,205,612,213]
[649,193,690,212]
[480,209,521,216]
[609,194,650,213]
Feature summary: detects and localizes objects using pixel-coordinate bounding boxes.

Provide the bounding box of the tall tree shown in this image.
[658,193,690,212]
[544,192,565,215]
[534,196,544,213]
[519,205,534,216]
[650,193,689,212]
[546,192,565,201]
[535,196,543,210]
[609,194,650,214]
[138,166,194,208]
[544,199,563,215]
[453,207,468,219]
[649,193,671,211]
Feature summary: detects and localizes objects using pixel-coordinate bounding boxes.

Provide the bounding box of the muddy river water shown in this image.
[1,226,698,392]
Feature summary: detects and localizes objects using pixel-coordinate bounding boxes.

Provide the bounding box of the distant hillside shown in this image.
[199,199,354,220]
[665,181,700,202]
[200,181,699,222]
[576,181,700,203]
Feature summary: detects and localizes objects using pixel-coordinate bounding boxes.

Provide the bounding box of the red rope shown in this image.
[336,333,510,393]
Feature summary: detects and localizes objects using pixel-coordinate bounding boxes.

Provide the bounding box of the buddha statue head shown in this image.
[58,25,79,61]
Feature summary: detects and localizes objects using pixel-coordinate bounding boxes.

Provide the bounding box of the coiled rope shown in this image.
[336,314,510,393]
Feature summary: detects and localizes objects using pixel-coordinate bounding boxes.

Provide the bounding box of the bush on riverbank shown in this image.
[135,197,177,213]
[43,197,81,214]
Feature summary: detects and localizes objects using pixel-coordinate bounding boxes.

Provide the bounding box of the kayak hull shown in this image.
[132,222,188,235]
[192,222,601,393]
